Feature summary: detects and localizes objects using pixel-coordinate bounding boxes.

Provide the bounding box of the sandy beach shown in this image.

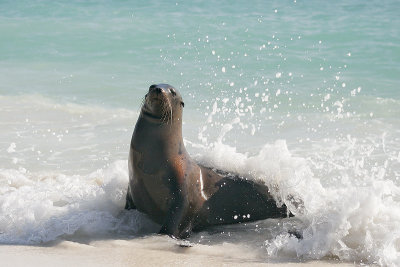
[1,237,356,267]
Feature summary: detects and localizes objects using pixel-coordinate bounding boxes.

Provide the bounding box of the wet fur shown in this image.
[126,84,290,239]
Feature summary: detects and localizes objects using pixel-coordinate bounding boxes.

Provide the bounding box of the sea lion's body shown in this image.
[125,84,288,239]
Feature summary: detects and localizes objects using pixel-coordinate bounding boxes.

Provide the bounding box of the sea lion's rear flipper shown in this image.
[196,176,288,228]
[125,187,136,210]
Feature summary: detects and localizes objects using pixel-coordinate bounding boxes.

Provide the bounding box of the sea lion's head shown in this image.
[141,84,185,124]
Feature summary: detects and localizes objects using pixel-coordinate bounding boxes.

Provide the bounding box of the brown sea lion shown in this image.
[125,84,289,239]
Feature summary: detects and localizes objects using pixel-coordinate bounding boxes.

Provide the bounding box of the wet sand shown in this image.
[1,237,355,267]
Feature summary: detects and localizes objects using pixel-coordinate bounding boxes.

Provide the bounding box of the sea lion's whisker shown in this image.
[161,111,168,125]
[159,99,172,126]
[161,104,168,124]
[166,98,173,126]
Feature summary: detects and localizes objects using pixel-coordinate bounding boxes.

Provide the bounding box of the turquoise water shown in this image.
[1,0,399,102]
[1,1,400,265]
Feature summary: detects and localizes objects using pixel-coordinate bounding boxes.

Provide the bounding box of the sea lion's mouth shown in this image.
[142,92,173,124]
[150,96,162,102]
[142,103,163,120]
[142,109,162,120]
[147,92,166,106]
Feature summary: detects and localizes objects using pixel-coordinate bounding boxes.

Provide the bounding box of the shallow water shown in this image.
[1,0,399,266]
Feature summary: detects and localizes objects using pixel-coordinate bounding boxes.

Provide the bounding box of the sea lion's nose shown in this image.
[149,84,162,94]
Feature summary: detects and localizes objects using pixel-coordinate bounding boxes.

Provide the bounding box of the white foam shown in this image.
[7,143,16,153]
[0,161,158,244]
[187,119,400,266]
[1,93,400,265]
[1,124,400,265]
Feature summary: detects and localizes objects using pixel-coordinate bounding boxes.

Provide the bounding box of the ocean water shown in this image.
[1,0,399,265]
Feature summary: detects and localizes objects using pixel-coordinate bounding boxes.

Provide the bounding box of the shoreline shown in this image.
[1,237,356,267]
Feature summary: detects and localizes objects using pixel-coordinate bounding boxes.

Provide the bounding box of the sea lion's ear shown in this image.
[180,102,185,108]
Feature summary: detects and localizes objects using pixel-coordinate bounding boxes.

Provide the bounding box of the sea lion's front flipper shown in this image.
[124,186,136,210]
[159,194,193,239]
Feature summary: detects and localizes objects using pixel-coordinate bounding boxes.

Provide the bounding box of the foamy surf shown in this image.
[188,122,400,266]
[1,94,400,265]
[1,130,400,265]
[0,160,158,244]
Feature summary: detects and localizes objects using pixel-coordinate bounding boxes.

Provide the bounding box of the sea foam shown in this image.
[1,131,400,265]
[0,160,157,244]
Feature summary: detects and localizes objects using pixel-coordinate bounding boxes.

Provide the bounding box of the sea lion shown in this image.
[125,84,289,239]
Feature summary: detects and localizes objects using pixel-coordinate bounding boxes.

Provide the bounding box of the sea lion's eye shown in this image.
[169,88,176,96]
[180,102,185,107]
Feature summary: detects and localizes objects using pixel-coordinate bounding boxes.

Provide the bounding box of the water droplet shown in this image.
[7,143,16,153]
